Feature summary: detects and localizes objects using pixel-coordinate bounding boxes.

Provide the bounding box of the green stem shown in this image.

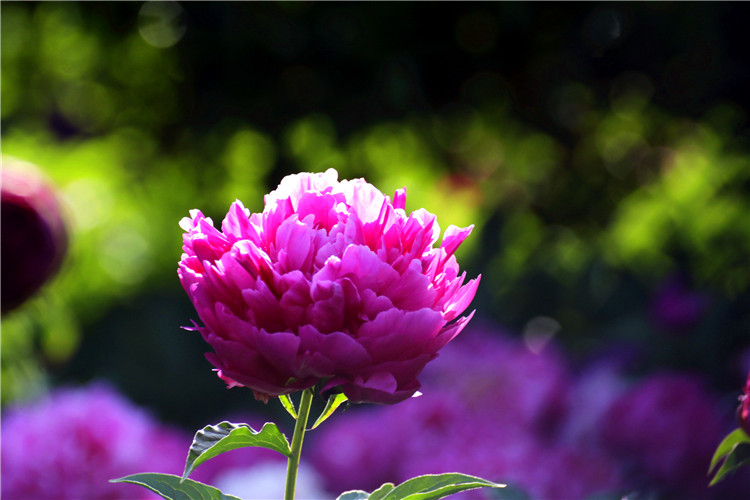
[284,389,314,500]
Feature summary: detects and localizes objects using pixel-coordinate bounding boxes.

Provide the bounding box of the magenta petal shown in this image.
[275,216,316,272]
[253,330,301,376]
[204,339,285,393]
[308,279,346,333]
[384,259,435,311]
[298,325,371,371]
[358,308,444,361]
[221,201,260,244]
[440,224,474,259]
[296,192,342,232]
[338,244,399,293]
[336,374,422,404]
[443,276,481,322]
[431,311,475,351]
[279,272,311,328]
[360,289,395,320]
[242,280,284,332]
[393,187,407,210]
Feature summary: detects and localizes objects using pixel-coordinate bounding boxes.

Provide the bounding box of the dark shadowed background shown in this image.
[2,0,749,453]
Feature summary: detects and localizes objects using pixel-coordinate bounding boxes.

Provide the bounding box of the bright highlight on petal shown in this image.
[178,168,480,404]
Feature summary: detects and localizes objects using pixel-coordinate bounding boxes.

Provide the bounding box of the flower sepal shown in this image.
[310,392,349,430]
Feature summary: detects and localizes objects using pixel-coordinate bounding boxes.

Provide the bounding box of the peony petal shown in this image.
[384,259,435,311]
[290,328,372,379]
[440,224,474,262]
[360,289,395,320]
[275,216,316,273]
[221,200,261,245]
[430,310,475,351]
[357,308,444,362]
[278,271,312,329]
[296,192,343,232]
[253,329,302,377]
[442,276,480,321]
[338,244,399,294]
[333,374,422,405]
[242,280,285,332]
[393,187,407,211]
[308,279,346,333]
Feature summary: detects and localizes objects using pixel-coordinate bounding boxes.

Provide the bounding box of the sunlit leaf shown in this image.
[182,421,291,480]
[111,473,242,500]
[709,428,750,474]
[335,473,504,500]
[336,491,372,500]
[708,428,750,486]
[279,394,298,420]
[368,483,395,500]
[310,392,348,430]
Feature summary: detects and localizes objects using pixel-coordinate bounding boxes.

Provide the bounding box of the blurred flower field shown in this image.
[2,2,750,499]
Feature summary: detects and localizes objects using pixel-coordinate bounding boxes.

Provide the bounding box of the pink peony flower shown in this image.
[0,384,187,500]
[178,169,479,404]
[738,372,750,435]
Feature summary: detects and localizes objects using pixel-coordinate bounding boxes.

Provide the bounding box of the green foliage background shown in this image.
[2,2,749,428]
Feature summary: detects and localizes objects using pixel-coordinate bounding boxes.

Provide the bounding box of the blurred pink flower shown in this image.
[738,372,750,435]
[650,274,709,332]
[0,384,187,500]
[599,373,725,498]
[310,326,623,499]
[178,169,479,404]
[1,160,68,313]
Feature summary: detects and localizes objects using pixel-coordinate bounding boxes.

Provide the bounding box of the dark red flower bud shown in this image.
[1,159,68,313]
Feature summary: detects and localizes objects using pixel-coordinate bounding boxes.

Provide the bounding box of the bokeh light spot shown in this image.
[138,1,186,49]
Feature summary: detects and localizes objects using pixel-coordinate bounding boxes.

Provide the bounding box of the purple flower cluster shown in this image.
[1,384,187,500]
[309,324,750,499]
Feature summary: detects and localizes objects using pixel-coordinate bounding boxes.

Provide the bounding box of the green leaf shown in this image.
[368,483,396,500]
[335,473,505,500]
[708,428,750,486]
[709,428,750,474]
[310,392,348,430]
[336,491,372,500]
[279,394,298,420]
[111,473,243,500]
[182,421,292,480]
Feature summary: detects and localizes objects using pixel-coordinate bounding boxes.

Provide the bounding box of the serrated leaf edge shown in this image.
[182,421,292,480]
